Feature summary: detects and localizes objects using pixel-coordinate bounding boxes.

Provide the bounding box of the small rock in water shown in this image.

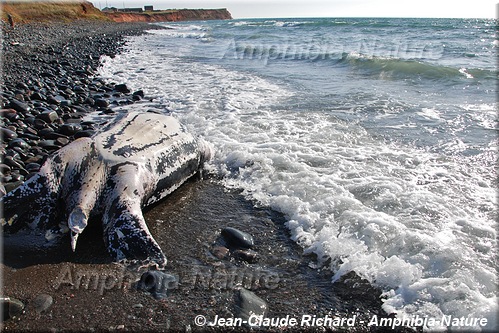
[94,98,109,108]
[132,90,144,98]
[114,83,130,93]
[236,289,268,323]
[233,249,258,263]
[211,246,230,259]
[221,227,254,249]
[32,294,53,314]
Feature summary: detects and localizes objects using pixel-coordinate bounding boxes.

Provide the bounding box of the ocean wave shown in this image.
[336,52,497,81]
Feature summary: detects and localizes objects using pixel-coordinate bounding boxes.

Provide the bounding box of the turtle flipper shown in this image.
[104,204,166,268]
[1,173,59,233]
[102,163,166,268]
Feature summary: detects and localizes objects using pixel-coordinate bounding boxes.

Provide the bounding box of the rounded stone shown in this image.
[8,138,30,150]
[94,98,109,108]
[38,140,60,150]
[237,289,268,322]
[59,123,82,136]
[38,110,59,123]
[211,246,230,259]
[1,127,18,139]
[114,83,130,93]
[233,249,258,263]
[221,227,255,249]
[74,130,95,138]
[4,181,24,193]
[56,137,70,146]
[9,99,30,113]
[25,163,41,172]
[0,164,12,174]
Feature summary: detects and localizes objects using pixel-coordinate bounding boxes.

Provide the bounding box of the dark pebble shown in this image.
[114,83,130,93]
[38,127,55,138]
[46,95,61,105]
[56,137,70,146]
[236,289,268,322]
[3,156,24,169]
[1,109,19,121]
[4,181,24,193]
[233,249,259,263]
[25,163,41,172]
[133,90,144,98]
[34,118,49,129]
[20,132,40,140]
[10,147,28,160]
[94,98,109,108]
[9,99,30,113]
[1,127,18,139]
[42,131,68,140]
[39,140,61,150]
[211,246,230,259]
[60,100,72,107]
[8,138,30,150]
[10,172,25,182]
[59,123,82,136]
[83,97,95,106]
[0,164,12,174]
[74,130,95,138]
[73,85,86,93]
[24,155,45,164]
[38,110,59,123]
[221,227,255,249]
[16,82,29,90]
[31,92,46,101]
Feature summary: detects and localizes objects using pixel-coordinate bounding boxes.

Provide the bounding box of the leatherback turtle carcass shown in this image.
[1,111,212,268]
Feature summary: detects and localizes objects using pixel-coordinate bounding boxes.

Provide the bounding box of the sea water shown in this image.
[97,18,497,331]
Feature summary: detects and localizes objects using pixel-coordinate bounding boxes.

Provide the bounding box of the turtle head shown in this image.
[68,207,89,252]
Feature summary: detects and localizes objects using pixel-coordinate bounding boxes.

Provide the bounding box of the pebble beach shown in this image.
[0,20,418,332]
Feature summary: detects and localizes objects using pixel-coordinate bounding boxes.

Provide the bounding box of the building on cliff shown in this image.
[102,7,143,13]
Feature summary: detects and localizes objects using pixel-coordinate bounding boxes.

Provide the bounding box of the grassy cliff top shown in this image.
[1,1,108,23]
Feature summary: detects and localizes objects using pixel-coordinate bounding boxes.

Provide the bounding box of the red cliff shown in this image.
[104,9,232,23]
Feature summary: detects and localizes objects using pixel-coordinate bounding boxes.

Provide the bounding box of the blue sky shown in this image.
[92,0,497,19]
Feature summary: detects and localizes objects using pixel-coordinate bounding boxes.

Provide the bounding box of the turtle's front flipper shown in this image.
[1,173,59,233]
[102,163,167,268]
